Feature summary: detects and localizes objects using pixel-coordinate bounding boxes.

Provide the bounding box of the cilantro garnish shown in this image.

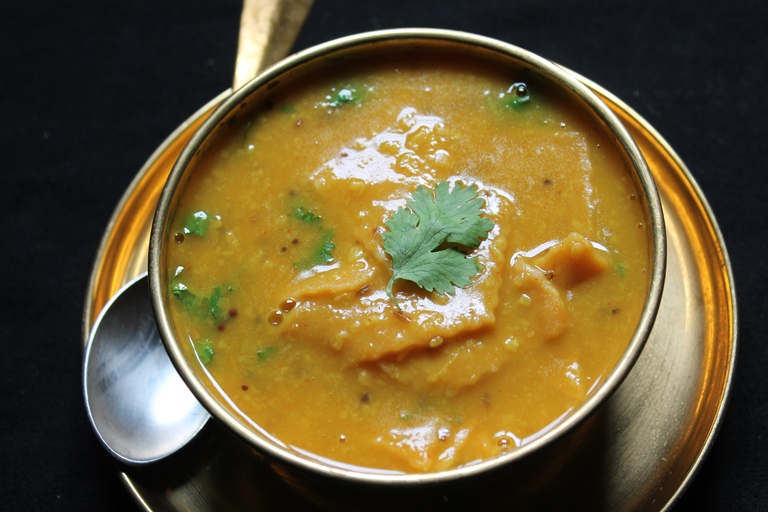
[171,281,197,309]
[502,82,531,110]
[327,85,364,107]
[291,207,322,224]
[382,181,494,309]
[208,285,226,323]
[171,269,234,326]
[183,211,211,236]
[257,346,278,361]
[289,205,336,270]
[194,340,214,365]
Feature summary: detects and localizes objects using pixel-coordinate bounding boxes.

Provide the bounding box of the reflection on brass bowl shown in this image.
[149,29,665,511]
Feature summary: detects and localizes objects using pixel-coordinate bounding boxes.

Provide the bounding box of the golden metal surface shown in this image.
[233,0,314,90]
[81,73,736,510]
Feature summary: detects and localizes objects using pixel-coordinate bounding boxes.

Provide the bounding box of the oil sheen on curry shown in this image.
[165,54,650,473]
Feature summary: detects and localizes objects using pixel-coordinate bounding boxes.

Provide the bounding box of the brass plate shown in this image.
[81,78,736,511]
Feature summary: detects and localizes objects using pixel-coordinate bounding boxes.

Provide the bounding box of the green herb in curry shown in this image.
[183,211,212,236]
[502,82,532,110]
[382,180,494,309]
[289,206,336,270]
[194,340,214,365]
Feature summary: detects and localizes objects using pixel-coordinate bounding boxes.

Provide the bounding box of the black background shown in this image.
[1,0,765,510]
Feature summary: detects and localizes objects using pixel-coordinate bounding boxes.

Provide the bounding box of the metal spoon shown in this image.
[83,273,209,465]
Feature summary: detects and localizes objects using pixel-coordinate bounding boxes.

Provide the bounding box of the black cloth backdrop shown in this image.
[1,0,764,510]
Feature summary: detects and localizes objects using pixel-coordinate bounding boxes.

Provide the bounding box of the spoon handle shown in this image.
[233,0,314,90]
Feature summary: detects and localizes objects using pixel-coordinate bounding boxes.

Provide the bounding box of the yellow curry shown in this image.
[165,53,649,472]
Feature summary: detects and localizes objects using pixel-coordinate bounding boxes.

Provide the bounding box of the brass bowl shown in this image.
[148,28,665,511]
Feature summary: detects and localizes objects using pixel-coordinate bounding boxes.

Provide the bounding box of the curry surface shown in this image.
[165,53,650,472]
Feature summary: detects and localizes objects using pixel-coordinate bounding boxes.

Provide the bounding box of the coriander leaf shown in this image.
[293,228,335,270]
[291,207,322,223]
[171,269,233,326]
[172,282,198,309]
[209,286,224,323]
[289,205,336,270]
[382,181,494,308]
[195,340,214,365]
[327,85,364,107]
[502,82,532,110]
[183,211,211,236]
[257,346,278,361]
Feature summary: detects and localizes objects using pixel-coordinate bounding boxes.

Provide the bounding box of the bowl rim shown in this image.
[149,27,666,485]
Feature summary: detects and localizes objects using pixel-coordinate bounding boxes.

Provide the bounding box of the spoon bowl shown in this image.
[83,273,210,465]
